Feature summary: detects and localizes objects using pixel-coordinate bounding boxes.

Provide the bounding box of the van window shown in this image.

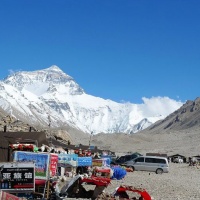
[158,159,167,164]
[145,158,154,163]
[135,157,144,162]
[145,158,166,164]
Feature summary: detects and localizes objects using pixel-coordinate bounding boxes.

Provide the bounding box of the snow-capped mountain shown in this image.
[0,65,183,134]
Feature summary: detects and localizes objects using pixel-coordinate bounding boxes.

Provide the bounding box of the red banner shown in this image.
[50,153,58,176]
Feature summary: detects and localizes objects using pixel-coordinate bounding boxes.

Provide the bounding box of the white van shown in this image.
[124,156,169,174]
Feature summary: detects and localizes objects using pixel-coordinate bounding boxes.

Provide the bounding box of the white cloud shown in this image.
[140,96,184,117]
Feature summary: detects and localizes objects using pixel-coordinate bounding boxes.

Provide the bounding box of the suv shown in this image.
[124,156,169,174]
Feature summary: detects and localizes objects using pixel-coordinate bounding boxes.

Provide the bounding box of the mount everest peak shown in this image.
[0,66,183,134]
[4,65,84,95]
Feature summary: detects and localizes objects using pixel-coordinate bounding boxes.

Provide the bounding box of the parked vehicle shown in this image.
[111,152,142,165]
[124,156,169,174]
[173,156,183,163]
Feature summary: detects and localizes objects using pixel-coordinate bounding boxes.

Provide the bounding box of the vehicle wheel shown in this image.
[156,168,163,174]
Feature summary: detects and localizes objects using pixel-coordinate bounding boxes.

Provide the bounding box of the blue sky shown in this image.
[0,0,200,103]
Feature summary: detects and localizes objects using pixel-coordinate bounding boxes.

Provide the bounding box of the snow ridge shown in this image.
[0,65,183,134]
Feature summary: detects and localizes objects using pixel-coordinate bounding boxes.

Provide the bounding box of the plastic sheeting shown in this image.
[111,166,127,180]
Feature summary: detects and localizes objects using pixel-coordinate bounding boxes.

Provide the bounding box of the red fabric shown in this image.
[80,176,111,186]
[14,184,34,188]
[1,191,20,200]
[35,179,46,186]
[117,186,152,200]
[9,144,34,151]
[95,168,110,173]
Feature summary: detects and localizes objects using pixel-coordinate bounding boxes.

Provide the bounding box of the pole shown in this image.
[46,180,50,199]
[89,131,93,147]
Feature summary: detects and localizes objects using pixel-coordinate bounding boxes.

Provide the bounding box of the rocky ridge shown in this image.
[0,110,74,144]
[146,97,200,133]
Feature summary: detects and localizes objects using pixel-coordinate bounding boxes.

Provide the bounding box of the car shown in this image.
[111,153,142,165]
[124,156,169,174]
[173,156,183,163]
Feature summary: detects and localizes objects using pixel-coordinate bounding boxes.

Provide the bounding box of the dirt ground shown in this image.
[65,163,200,200]
[66,128,200,199]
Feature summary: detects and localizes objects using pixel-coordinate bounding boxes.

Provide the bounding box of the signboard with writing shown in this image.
[101,155,111,167]
[13,151,50,180]
[78,157,92,166]
[92,157,111,167]
[58,154,78,167]
[92,159,103,167]
[50,153,58,177]
[0,162,35,193]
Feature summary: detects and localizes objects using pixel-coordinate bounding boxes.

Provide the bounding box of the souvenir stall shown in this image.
[57,153,78,177]
[1,142,153,200]
[7,143,59,199]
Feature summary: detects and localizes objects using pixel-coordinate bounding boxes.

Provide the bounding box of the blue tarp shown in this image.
[111,166,127,180]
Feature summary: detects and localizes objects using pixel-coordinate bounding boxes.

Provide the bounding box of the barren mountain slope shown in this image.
[146,97,200,133]
[86,98,200,156]
[86,129,200,157]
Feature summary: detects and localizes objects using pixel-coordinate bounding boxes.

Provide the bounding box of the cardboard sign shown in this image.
[13,151,50,180]
[0,162,35,193]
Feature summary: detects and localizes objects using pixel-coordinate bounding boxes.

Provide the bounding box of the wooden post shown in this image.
[46,180,50,199]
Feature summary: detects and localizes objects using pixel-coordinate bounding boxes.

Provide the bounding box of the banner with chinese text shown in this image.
[0,162,35,193]
[50,153,58,176]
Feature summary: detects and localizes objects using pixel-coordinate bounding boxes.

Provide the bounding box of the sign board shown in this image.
[101,155,111,167]
[50,153,58,177]
[92,157,111,167]
[78,157,92,166]
[58,154,78,167]
[92,159,103,167]
[13,151,50,180]
[0,162,35,193]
